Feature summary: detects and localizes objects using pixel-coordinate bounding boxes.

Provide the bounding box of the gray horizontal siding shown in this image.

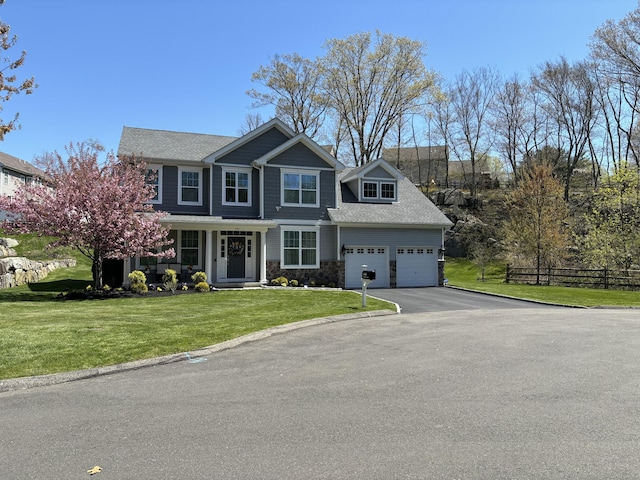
[340,227,443,260]
[263,167,336,221]
[156,166,210,215]
[265,225,337,262]
[211,165,261,218]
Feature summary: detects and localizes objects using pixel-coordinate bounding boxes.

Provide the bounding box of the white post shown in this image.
[361,264,368,308]
[205,229,213,282]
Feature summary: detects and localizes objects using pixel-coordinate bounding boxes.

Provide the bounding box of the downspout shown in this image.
[209,163,214,216]
[258,164,264,219]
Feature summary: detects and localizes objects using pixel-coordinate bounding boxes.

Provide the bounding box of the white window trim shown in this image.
[280,226,320,269]
[360,179,397,201]
[281,169,320,208]
[146,164,163,204]
[222,167,252,206]
[179,230,202,269]
[178,166,203,206]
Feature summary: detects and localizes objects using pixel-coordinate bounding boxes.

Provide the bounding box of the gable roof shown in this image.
[0,151,46,178]
[340,157,404,183]
[328,169,453,228]
[252,133,345,170]
[118,126,237,162]
[204,118,295,163]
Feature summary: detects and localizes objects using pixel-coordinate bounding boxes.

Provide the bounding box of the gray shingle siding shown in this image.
[364,165,395,179]
[267,142,335,169]
[217,128,289,165]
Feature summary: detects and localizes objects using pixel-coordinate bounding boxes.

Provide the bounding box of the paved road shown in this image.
[3,304,640,479]
[368,286,556,313]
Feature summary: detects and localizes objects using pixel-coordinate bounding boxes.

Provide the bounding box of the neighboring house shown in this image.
[382,146,448,187]
[0,152,47,221]
[382,146,500,190]
[117,119,453,289]
[0,151,46,199]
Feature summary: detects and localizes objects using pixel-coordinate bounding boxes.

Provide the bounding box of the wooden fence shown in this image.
[506,265,640,290]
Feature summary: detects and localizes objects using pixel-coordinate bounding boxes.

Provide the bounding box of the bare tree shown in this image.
[447,67,500,198]
[238,112,265,135]
[531,57,599,201]
[320,31,438,166]
[247,53,326,138]
[0,0,36,140]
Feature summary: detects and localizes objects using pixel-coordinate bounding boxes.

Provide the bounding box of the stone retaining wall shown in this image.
[0,257,77,289]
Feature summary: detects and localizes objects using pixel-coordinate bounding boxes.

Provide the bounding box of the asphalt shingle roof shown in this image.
[0,151,45,178]
[328,169,453,227]
[117,126,237,162]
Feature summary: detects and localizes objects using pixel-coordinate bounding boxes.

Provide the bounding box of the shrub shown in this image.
[271,276,288,287]
[128,270,148,294]
[163,268,178,293]
[289,279,299,287]
[130,282,149,294]
[191,271,207,284]
[194,281,210,292]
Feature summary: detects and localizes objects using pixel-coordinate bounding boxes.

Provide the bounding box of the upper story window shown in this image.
[145,165,162,204]
[282,169,319,207]
[362,180,396,201]
[223,168,251,206]
[178,167,202,205]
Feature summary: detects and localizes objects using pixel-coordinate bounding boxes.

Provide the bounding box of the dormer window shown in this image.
[362,180,396,201]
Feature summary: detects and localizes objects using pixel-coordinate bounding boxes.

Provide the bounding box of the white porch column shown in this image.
[205,229,214,282]
[260,230,268,284]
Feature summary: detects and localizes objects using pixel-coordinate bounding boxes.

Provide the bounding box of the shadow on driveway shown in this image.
[368,286,558,314]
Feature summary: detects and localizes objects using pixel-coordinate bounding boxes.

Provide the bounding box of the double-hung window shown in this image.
[180,230,200,267]
[282,170,319,207]
[145,165,162,203]
[282,227,319,268]
[223,168,251,205]
[178,167,202,205]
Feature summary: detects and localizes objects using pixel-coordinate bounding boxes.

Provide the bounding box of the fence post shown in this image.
[604,267,608,290]
[505,264,510,283]
[547,265,552,286]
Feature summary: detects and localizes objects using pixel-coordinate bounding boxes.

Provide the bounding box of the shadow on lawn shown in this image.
[0,279,90,302]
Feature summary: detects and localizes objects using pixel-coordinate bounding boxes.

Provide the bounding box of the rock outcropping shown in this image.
[0,238,76,289]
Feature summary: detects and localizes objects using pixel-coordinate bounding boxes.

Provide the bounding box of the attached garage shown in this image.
[396,247,438,287]
[344,246,390,289]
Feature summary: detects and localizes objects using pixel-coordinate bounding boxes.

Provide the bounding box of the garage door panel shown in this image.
[396,247,437,287]
[345,247,389,289]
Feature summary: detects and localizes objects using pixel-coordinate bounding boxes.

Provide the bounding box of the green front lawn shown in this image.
[445,257,640,308]
[0,233,393,380]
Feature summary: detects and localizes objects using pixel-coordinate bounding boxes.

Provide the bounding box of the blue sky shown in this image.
[0,0,636,163]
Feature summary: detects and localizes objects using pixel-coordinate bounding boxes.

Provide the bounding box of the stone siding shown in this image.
[267,261,345,288]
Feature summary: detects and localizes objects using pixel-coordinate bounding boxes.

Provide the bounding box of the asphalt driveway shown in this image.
[3,304,640,479]
[368,285,556,313]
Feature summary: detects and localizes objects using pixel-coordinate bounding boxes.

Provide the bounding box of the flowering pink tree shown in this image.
[0,141,174,289]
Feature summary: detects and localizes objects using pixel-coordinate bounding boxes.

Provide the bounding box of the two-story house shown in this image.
[117,118,452,289]
[0,152,48,221]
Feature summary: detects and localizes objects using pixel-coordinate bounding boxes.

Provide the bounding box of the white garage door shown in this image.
[344,247,389,289]
[396,247,438,287]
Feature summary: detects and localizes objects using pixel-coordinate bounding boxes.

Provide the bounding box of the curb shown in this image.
[0,309,397,393]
